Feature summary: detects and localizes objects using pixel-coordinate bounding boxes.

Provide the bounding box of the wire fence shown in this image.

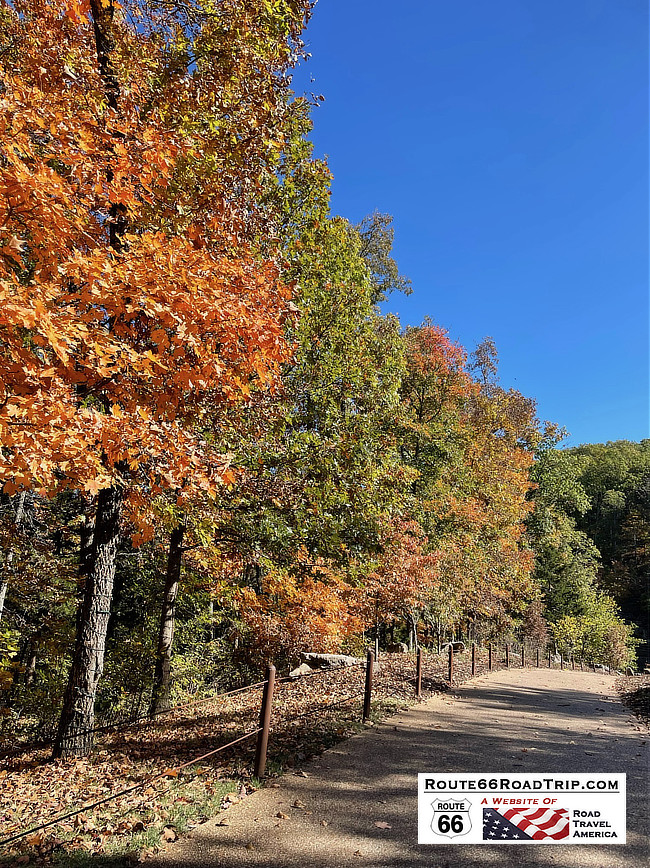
[0,641,611,850]
[1,679,271,759]
[0,728,263,848]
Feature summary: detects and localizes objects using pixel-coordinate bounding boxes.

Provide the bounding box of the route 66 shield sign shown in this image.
[431,797,472,838]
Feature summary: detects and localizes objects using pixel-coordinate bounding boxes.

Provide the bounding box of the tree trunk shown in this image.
[149,522,184,718]
[53,484,123,758]
[79,510,95,579]
[0,491,27,624]
[407,609,419,651]
[24,640,38,686]
[51,0,128,761]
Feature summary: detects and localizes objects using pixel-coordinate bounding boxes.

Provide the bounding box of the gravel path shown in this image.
[151,668,648,868]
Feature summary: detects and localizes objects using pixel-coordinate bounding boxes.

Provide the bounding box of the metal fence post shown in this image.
[363,650,375,721]
[560,654,564,670]
[505,643,510,669]
[488,643,493,671]
[254,664,276,778]
[536,648,540,668]
[548,649,552,668]
[416,647,423,698]
[572,656,575,671]
[448,643,454,684]
[521,645,525,668]
[471,642,476,676]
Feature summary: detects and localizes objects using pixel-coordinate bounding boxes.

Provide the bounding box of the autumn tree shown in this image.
[190,213,412,667]
[0,0,312,755]
[396,328,542,644]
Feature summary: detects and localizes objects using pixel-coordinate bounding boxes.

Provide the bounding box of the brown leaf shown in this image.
[374,821,392,829]
[275,812,290,819]
[161,826,177,842]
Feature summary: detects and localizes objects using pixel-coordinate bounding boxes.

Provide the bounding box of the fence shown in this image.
[0,641,611,850]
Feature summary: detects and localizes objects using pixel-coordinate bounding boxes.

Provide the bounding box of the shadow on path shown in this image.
[148,669,649,868]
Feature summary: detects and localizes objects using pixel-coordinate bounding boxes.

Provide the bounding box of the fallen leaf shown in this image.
[374,821,392,829]
[276,812,290,819]
[161,826,177,842]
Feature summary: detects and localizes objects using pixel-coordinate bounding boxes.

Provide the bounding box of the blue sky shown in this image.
[292,0,648,447]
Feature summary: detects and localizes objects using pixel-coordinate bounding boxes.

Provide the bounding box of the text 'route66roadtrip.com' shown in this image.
[418,773,626,844]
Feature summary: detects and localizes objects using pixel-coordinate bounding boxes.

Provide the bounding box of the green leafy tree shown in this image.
[551,592,638,668]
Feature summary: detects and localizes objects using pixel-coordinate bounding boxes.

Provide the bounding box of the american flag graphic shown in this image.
[483,807,570,841]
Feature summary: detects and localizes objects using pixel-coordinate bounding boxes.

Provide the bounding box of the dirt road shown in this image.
[152,668,648,868]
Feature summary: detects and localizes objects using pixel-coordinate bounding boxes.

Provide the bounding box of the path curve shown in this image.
[152,668,648,868]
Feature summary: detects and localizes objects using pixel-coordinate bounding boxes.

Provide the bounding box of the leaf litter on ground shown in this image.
[0,648,522,864]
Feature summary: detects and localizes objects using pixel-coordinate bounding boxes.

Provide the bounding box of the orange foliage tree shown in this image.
[235,559,363,669]
[359,520,438,646]
[0,0,311,755]
[397,326,541,645]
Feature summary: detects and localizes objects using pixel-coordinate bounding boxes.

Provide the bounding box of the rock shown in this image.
[299,653,361,669]
[289,663,313,678]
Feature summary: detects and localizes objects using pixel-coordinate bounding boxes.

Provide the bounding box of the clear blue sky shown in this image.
[292,0,649,447]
